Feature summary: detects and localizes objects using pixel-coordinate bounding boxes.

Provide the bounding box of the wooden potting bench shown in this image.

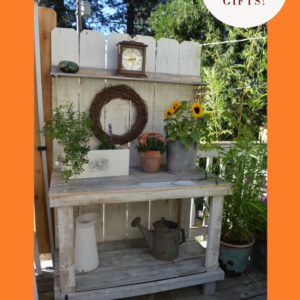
[49,168,232,300]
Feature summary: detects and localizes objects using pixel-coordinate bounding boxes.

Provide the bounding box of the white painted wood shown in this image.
[135,35,156,72]
[177,84,195,100]
[57,206,75,294]
[179,41,201,76]
[107,33,130,70]
[53,77,79,164]
[127,202,149,239]
[80,30,105,69]
[152,82,178,137]
[66,148,130,179]
[51,68,204,85]
[180,198,192,238]
[79,78,106,149]
[156,38,179,74]
[129,80,155,167]
[150,199,173,225]
[104,203,127,241]
[51,28,78,66]
[103,79,131,136]
[205,196,224,272]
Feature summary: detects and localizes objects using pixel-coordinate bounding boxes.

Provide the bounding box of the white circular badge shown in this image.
[203,0,286,28]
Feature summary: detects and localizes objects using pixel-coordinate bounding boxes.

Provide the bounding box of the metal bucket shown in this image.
[166,140,198,174]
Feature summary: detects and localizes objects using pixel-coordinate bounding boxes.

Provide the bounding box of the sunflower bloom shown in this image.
[164,108,175,118]
[171,101,182,111]
[191,103,203,118]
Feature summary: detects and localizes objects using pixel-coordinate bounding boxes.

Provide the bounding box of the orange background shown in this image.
[0,0,299,299]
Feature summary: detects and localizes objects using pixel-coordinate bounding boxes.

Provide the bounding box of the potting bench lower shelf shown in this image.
[54,239,224,300]
[49,168,232,299]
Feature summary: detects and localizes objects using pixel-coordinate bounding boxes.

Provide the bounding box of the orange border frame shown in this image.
[0,0,299,299]
[269,1,300,299]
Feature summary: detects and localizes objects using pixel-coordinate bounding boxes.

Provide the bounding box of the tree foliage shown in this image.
[150,0,267,141]
[39,0,163,35]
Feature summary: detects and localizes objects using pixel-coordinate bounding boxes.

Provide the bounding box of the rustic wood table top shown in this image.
[49,167,232,208]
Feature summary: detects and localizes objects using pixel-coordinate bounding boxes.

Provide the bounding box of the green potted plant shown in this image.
[43,104,129,181]
[215,140,267,276]
[43,104,94,182]
[164,100,212,174]
[136,132,166,173]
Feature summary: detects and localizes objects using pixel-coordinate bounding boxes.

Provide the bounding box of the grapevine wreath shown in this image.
[89,85,148,144]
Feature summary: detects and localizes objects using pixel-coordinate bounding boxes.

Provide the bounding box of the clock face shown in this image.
[122,48,143,71]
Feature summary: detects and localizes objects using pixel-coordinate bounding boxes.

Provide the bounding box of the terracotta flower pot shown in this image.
[140,151,162,173]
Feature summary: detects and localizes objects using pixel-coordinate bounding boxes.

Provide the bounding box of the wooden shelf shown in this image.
[51,66,208,86]
[54,239,224,299]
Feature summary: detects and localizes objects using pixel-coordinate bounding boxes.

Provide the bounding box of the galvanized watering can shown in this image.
[131,217,185,261]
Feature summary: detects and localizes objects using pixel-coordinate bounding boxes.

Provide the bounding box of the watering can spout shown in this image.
[131,217,153,250]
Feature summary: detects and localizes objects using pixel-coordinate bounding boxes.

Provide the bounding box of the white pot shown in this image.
[62,147,130,179]
[75,213,99,272]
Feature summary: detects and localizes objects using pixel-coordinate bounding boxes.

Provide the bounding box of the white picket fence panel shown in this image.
[51,28,205,244]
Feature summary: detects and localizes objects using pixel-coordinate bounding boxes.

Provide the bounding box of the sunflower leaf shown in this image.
[180,136,191,148]
[191,131,202,144]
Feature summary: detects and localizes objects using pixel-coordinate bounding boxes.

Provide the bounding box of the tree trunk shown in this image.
[126,1,135,35]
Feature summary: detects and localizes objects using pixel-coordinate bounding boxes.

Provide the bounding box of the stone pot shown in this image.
[219,238,255,277]
[140,151,162,173]
[166,140,198,174]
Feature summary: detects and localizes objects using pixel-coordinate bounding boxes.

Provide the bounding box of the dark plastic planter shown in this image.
[219,238,255,277]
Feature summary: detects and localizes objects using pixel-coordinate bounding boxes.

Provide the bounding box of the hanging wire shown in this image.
[200,36,267,47]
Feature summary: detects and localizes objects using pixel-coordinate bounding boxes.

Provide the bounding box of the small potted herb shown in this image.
[43,104,94,181]
[43,104,130,181]
[136,132,166,173]
[215,140,267,276]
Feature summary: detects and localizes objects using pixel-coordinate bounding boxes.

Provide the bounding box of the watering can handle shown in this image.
[180,228,186,244]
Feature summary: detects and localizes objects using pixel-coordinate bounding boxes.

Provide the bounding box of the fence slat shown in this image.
[135,35,156,73]
[127,202,149,239]
[51,28,78,66]
[80,30,105,69]
[104,203,127,241]
[107,33,130,70]
[79,78,106,149]
[156,38,179,74]
[179,41,201,76]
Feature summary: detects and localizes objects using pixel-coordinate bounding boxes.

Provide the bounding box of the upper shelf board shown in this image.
[51,66,208,86]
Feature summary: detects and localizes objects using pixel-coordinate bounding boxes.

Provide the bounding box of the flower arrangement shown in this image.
[164,100,212,148]
[136,132,166,153]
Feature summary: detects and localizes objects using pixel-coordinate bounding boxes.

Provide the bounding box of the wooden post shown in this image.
[203,196,224,294]
[57,207,75,294]
[38,6,56,181]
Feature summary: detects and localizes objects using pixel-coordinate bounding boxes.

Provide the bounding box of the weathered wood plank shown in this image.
[80,30,105,69]
[104,79,131,136]
[129,80,155,167]
[179,41,201,76]
[51,28,78,66]
[156,38,179,74]
[205,196,224,272]
[180,198,192,238]
[51,67,206,85]
[57,206,75,294]
[55,268,224,300]
[104,203,127,241]
[79,78,106,149]
[127,202,149,239]
[135,35,156,72]
[107,33,130,70]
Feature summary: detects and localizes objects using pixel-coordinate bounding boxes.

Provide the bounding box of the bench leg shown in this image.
[203,282,216,295]
[57,207,75,294]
